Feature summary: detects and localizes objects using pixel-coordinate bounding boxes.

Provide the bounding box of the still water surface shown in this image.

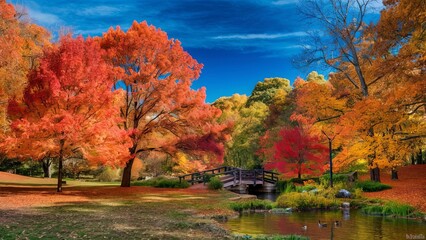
[226,210,426,240]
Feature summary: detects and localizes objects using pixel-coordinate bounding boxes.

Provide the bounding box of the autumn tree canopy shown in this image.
[99,21,228,187]
[216,95,269,168]
[265,126,328,179]
[0,0,50,130]
[3,36,132,191]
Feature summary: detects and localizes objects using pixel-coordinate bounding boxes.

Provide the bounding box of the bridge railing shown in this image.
[263,170,279,183]
[179,166,279,186]
[178,166,239,185]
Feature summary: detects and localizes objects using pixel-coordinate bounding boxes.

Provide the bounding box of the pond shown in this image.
[225,210,426,239]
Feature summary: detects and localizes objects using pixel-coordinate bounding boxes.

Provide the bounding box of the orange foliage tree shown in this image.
[3,36,132,192]
[99,21,228,187]
[291,67,423,181]
[0,0,50,130]
[373,0,425,167]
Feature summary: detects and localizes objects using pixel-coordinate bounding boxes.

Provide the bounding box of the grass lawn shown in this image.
[0,172,239,239]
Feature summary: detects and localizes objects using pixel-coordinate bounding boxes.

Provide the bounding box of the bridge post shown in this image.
[239,169,242,184]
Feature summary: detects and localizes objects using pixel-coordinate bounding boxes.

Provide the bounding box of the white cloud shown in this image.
[80,6,123,16]
[272,0,298,6]
[74,28,108,36]
[212,32,307,40]
[26,8,61,25]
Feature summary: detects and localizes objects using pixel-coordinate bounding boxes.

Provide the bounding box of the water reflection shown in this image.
[226,210,426,240]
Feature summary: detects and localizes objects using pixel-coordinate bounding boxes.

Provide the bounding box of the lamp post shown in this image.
[321,130,335,188]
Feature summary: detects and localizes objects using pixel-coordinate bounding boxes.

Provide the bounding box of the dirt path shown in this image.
[361,164,426,212]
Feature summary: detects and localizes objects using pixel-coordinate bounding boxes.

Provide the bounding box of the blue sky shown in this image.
[12,0,381,102]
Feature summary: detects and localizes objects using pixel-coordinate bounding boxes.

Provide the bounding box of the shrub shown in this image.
[276,180,289,192]
[245,235,309,240]
[382,202,416,217]
[97,167,120,182]
[320,174,349,187]
[353,188,363,199]
[276,192,338,210]
[355,181,391,192]
[303,179,316,185]
[284,182,296,193]
[207,176,223,190]
[317,186,340,199]
[362,205,384,215]
[362,201,416,217]
[229,199,274,212]
[288,177,319,185]
[202,173,214,183]
[295,185,316,192]
[277,179,319,193]
[0,159,44,177]
[133,177,189,188]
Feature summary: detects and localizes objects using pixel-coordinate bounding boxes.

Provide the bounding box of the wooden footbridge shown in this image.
[178,166,279,193]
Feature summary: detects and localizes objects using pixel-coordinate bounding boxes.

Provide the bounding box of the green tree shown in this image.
[214,94,269,168]
[246,77,292,107]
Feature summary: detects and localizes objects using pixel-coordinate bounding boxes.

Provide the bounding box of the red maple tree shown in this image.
[265,126,327,179]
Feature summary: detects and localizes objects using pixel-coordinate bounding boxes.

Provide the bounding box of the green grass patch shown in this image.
[133,177,189,188]
[276,192,338,210]
[230,199,274,212]
[208,176,223,190]
[362,201,418,217]
[355,181,391,192]
[235,234,309,240]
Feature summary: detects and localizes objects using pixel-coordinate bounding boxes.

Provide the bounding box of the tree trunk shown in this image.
[42,158,51,178]
[57,140,65,192]
[417,149,423,164]
[121,157,135,187]
[375,167,381,182]
[391,167,398,180]
[354,64,369,97]
[370,167,381,182]
[297,166,301,179]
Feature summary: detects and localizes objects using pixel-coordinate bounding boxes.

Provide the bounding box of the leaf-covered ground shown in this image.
[0,173,238,239]
[361,164,426,213]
